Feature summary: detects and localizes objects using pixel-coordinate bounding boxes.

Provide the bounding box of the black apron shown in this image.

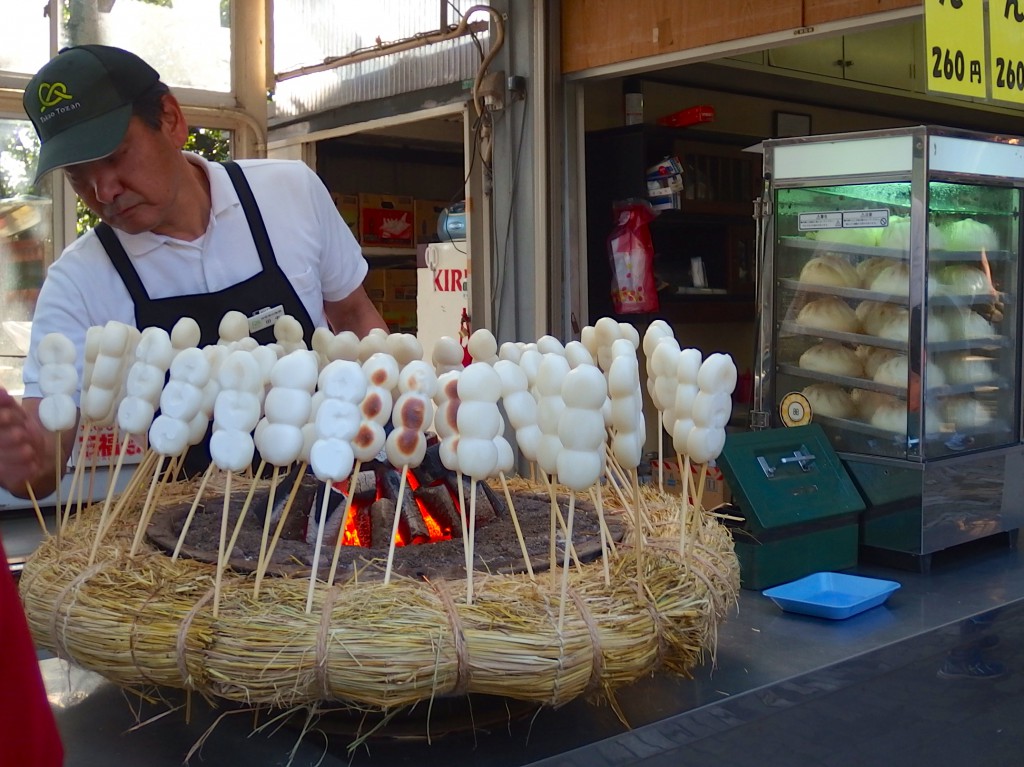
[96,160,317,475]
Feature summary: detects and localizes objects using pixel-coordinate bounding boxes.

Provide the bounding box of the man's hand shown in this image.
[0,389,46,496]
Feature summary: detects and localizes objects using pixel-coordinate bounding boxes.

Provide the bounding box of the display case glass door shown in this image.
[770,180,1020,461]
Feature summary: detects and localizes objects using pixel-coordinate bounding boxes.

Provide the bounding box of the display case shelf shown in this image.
[778,364,1007,399]
[781,235,1014,263]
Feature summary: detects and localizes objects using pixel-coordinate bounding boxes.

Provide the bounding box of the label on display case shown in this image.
[797,209,889,231]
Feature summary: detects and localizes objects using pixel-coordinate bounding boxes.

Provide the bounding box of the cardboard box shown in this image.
[385,268,418,301]
[380,300,417,333]
[651,458,731,509]
[363,268,386,302]
[330,193,359,240]
[358,193,414,246]
[414,199,448,244]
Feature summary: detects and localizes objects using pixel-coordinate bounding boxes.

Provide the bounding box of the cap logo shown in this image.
[38,81,73,112]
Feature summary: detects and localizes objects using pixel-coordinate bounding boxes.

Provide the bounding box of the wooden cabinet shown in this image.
[584,125,759,323]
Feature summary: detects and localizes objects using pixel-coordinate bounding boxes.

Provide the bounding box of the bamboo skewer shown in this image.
[89,433,134,556]
[457,470,470,578]
[172,462,216,561]
[382,465,410,586]
[466,478,480,604]
[255,461,308,596]
[224,460,267,575]
[557,493,576,633]
[678,453,690,557]
[590,486,611,586]
[25,484,48,536]
[63,422,92,527]
[253,465,282,589]
[213,471,233,618]
[53,437,63,545]
[306,478,334,613]
[657,412,665,492]
[127,456,167,557]
[546,474,558,579]
[327,460,361,587]
[498,471,534,579]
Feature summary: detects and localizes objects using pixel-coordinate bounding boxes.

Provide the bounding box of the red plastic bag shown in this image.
[606,200,659,314]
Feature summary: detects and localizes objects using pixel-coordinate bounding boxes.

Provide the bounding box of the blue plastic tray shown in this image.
[762,572,901,620]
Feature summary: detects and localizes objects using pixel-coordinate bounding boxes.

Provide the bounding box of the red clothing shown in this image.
[0,535,64,766]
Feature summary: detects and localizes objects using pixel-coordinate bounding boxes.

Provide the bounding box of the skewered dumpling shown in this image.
[802,383,855,419]
[799,253,860,289]
[798,341,864,378]
[795,297,860,334]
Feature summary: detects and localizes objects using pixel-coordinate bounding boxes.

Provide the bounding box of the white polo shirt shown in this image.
[22,153,367,399]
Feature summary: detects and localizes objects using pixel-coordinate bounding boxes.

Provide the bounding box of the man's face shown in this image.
[63,110,188,237]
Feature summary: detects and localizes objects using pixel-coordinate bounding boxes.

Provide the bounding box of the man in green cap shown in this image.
[0,44,387,497]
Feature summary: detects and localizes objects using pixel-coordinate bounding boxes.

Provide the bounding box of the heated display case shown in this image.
[755,126,1024,568]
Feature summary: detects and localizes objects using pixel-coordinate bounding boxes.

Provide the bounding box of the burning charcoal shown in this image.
[370,499,396,549]
[480,480,506,518]
[413,442,450,486]
[351,470,377,504]
[267,467,318,541]
[307,500,348,548]
[414,484,461,539]
[445,474,499,528]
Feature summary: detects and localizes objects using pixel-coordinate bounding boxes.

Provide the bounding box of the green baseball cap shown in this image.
[24,45,160,181]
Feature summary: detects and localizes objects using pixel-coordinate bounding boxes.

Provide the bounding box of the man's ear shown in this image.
[160,93,190,147]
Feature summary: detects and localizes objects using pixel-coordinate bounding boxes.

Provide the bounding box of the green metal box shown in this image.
[718,424,866,589]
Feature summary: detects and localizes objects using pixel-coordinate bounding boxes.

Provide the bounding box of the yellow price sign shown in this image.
[779,392,811,428]
[925,0,987,98]
[989,2,1024,104]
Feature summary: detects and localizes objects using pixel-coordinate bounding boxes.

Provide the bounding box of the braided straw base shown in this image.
[19,481,738,711]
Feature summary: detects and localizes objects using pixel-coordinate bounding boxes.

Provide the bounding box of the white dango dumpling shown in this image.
[650,336,680,379]
[263,387,313,427]
[357,330,388,363]
[610,395,641,432]
[561,364,607,411]
[218,311,250,344]
[98,321,131,358]
[169,346,209,385]
[255,422,304,467]
[39,394,77,433]
[498,341,523,364]
[311,437,355,482]
[535,353,570,397]
[315,398,361,440]
[352,420,386,462]
[439,435,460,472]
[135,326,174,369]
[456,436,498,478]
[39,362,79,397]
[150,414,191,457]
[270,350,319,392]
[274,315,306,352]
[326,330,360,362]
[564,340,595,369]
[612,431,643,470]
[433,336,466,372]
[386,332,424,368]
[218,350,262,393]
[359,386,393,427]
[392,391,433,432]
[607,355,640,399]
[457,401,502,439]
[493,359,527,397]
[125,362,165,403]
[300,422,317,463]
[518,348,542,389]
[89,354,125,391]
[38,332,76,367]
[672,416,696,456]
[686,426,727,464]
[386,427,428,468]
[503,390,537,431]
[580,325,599,358]
[536,335,565,356]
[557,411,605,451]
[594,316,622,347]
[311,327,334,365]
[653,376,678,414]
[458,362,502,403]
[516,424,541,462]
[188,410,211,447]
[170,317,201,351]
[318,359,367,402]
[213,389,262,433]
[495,435,515,475]
[692,390,732,429]
[642,319,673,358]
[672,383,699,419]
[363,352,400,391]
[677,347,703,386]
[116,397,156,436]
[251,345,281,388]
[556,450,603,491]
[696,353,738,395]
[618,322,640,350]
[398,359,438,398]
[467,328,498,364]
[82,386,116,423]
